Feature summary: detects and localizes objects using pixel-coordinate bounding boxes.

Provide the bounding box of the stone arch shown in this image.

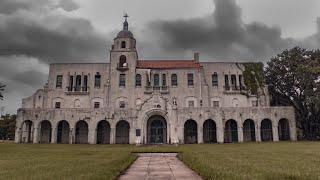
[21,120,33,143]
[278,118,290,141]
[203,119,217,143]
[184,119,198,144]
[39,120,52,144]
[119,55,127,67]
[147,115,167,144]
[261,119,273,141]
[243,119,256,142]
[116,120,130,144]
[75,120,88,144]
[57,120,70,144]
[96,120,111,144]
[224,119,238,143]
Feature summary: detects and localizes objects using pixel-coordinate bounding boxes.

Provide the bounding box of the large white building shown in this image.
[15,17,296,144]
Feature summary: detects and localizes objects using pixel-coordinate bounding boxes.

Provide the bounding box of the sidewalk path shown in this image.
[118,153,202,180]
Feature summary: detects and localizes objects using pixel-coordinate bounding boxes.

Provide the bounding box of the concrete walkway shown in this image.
[118,153,202,180]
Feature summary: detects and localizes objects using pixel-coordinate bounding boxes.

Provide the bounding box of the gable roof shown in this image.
[136,60,200,69]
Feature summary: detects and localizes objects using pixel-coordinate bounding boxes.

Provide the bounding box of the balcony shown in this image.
[65,86,89,95]
[223,85,248,95]
[116,63,129,72]
[144,86,169,94]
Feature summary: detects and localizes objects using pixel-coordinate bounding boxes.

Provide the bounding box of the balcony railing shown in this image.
[66,86,89,95]
[223,85,248,94]
[144,86,169,94]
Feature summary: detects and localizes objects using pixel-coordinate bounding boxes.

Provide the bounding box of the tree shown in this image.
[265,47,320,140]
[0,82,5,100]
[0,114,16,140]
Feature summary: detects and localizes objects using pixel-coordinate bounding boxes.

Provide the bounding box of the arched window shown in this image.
[135,74,142,87]
[119,55,127,67]
[121,41,126,48]
[171,74,178,86]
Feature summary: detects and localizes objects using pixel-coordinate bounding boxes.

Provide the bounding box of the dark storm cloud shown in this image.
[57,0,80,12]
[0,0,50,14]
[11,70,47,87]
[146,0,300,61]
[0,15,107,63]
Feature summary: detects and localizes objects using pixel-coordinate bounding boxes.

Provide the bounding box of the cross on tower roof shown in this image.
[124,13,129,21]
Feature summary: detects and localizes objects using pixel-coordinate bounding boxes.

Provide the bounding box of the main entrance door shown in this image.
[147,115,167,144]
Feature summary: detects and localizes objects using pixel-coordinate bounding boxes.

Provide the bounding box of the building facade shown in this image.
[15,17,296,144]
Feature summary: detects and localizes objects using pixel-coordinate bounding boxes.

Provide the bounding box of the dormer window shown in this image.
[121,41,126,48]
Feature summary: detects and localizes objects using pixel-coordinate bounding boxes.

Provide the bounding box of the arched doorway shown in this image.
[243,119,256,142]
[116,120,130,144]
[57,120,70,144]
[97,120,111,144]
[147,115,167,144]
[40,120,51,143]
[184,120,198,144]
[278,118,290,141]
[21,120,33,143]
[224,119,238,143]
[75,120,88,144]
[203,119,217,143]
[261,119,273,141]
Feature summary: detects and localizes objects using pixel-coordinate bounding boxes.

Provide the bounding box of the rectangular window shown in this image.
[56,75,63,88]
[119,74,126,87]
[135,74,142,87]
[188,100,194,107]
[187,73,194,86]
[212,73,218,87]
[231,75,237,90]
[119,101,125,108]
[83,75,88,91]
[162,74,166,86]
[55,102,61,109]
[225,75,229,90]
[213,101,220,107]
[68,76,73,91]
[154,74,160,87]
[171,74,178,86]
[94,102,100,109]
[239,75,243,90]
[95,73,101,88]
[75,75,81,91]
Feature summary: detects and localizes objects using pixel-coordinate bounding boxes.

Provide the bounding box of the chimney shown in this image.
[194,52,199,62]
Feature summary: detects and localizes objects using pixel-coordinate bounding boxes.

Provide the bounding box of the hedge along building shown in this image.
[15,16,296,144]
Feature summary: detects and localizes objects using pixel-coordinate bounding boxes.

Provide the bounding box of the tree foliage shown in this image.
[242,62,265,95]
[265,47,320,140]
[0,82,5,100]
[0,114,16,140]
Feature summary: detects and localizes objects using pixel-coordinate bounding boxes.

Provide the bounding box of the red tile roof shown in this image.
[136,60,200,69]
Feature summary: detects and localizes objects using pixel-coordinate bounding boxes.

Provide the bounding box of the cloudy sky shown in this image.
[0,0,320,114]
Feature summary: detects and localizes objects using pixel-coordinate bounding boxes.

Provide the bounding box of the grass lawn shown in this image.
[0,142,320,180]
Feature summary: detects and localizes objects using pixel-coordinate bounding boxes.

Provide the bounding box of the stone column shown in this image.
[88,128,96,144]
[33,127,39,144]
[51,127,57,143]
[110,127,116,144]
[15,128,21,143]
[255,124,261,142]
[129,128,135,144]
[290,124,297,141]
[238,125,243,143]
[198,125,203,144]
[69,128,74,144]
[272,124,279,142]
[181,126,185,144]
[217,125,224,143]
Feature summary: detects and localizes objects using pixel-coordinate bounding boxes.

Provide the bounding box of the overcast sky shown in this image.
[0,0,320,114]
